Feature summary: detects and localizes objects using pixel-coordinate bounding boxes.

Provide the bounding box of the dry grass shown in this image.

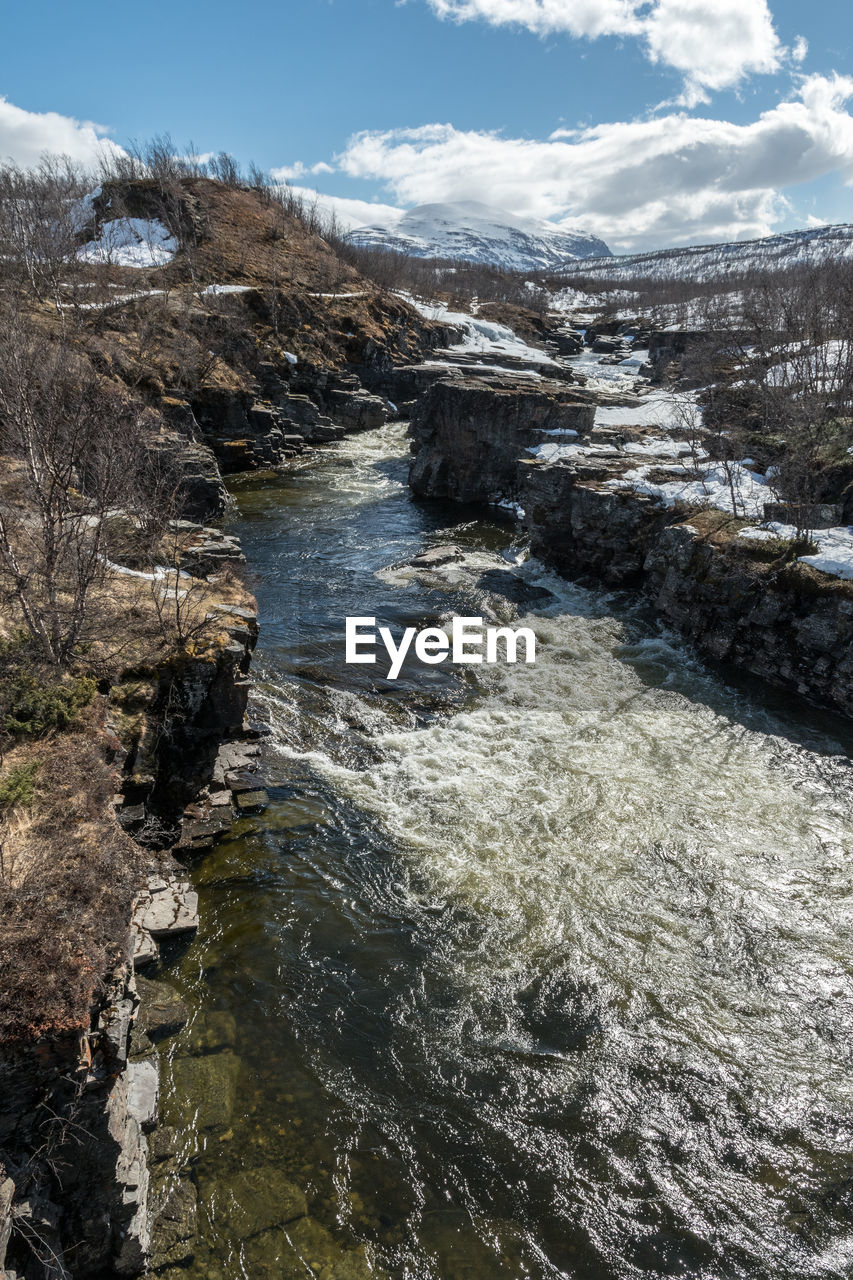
[0,707,142,1042]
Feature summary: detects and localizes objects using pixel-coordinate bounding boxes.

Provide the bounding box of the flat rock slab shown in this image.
[225,768,263,795]
[408,545,463,568]
[131,924,160,969]
[236,788,269,812]
[135,978,190,1041]
[201,1166,306,1239]
[126,1058,160,1131]
[133,876,199,939]
[171,1051,241,1130]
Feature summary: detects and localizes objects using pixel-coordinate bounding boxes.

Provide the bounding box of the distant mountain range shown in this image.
[553,223,853,284]
[347,201,611,271]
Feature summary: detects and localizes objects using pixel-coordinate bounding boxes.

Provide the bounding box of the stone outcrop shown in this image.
[646,327,751,383]
[409,374,595,504]
[0,955,192,1280]
[523,463,670,585]
[257,360,389,441]
[644,522,853,714]
[110,603,259,835]
[189,387,304,472]
[185,358,392,470]
[522,459,853,716]
[130,874,200,967]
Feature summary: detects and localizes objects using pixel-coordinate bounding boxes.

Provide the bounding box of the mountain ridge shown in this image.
[551,222,853,283]
[347,200,611,271]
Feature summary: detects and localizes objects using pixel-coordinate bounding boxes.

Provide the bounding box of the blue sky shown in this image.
[1,0,851,251]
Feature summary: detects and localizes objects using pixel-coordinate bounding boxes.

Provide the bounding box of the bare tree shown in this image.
[0,156,92,318]
[0,321,154,665]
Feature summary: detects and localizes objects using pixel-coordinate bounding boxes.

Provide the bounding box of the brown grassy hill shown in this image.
[73,177,442,390]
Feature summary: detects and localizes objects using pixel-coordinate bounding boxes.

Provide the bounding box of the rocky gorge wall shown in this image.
[409,373,595,504]
[523,464,853,716]
[0,346,393,1277]
[0,599,267,1280]
[408,369,853,721]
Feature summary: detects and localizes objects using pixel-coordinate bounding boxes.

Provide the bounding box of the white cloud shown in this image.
[0,97,124,169]
[273,185,407,231]
[644,0,782,101]
[271,161,310,180]
[336,74,853,249]
[426,0,791,98]
[428,0,642,40]
[270,160,339,180]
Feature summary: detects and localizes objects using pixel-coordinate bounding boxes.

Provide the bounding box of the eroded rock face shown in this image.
[644,524,853,715]
[190,387,305,472]
[523,466,670,586]
[409,375,595,504]
[154,401,231,521]
[521,458,853,716]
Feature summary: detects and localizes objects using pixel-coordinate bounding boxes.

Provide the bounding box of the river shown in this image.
[159,420,853,1280]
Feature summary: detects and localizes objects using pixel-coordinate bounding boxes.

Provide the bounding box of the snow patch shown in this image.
[78,219,177,268]
[741,523,853,581]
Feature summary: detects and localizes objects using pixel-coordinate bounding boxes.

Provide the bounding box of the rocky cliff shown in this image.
[523,463,853,717]
[409,374,595,504]
[0,596,265,1279]
[403,344,853,721]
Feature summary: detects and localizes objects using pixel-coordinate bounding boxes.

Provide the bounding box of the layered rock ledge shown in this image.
[409,373,595,504]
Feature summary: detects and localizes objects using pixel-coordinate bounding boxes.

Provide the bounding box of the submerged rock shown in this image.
[242,1217,377,1280]
[474,568,555,607]
[201,1165,307,1239]
[171,1050,241,1130]
[134,977,190,1042]
[184,1010,238,1056]
[149,1175,197,1270]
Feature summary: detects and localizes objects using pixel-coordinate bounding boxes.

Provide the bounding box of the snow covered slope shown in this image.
[553,224,853,285]
[348,201,610,270]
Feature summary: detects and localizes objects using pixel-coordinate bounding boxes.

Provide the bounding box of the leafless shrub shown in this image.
[0,157,92,313]
[0,319,168,665]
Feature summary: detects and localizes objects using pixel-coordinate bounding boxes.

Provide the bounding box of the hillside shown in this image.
[70,176,444,380]
[551,222,853,286]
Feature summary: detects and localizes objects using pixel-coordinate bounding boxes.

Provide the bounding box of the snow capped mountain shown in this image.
[347,201,611,271]
[553,224,853,285]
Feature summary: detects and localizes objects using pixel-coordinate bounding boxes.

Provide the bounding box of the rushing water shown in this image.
[160,422,853,1280]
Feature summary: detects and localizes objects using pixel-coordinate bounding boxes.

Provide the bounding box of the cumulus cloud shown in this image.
[273,185,407,231]
[428,0,642,40]
[270,160,338,180]
[336,74,853,249]
[644,0,782,102]
[426,0,791,99]
[0,97,124,169]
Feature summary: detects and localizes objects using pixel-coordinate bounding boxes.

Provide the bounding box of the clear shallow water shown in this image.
[160,423,853,1280]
